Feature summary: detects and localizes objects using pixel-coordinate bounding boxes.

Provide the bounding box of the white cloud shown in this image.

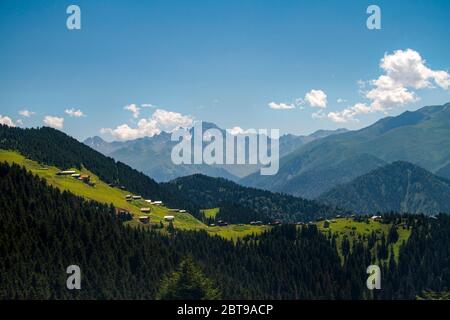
[327,103,371,123]
[151,109,193,132]
[268,102,295,110]
[65,108,85,117]
[141,103,153,108]
[43,116,64,129]
[328,49,450,123]
[305,89,327,108]
[102,108,194,141]
[380,48,449,90]
[337,98,347,103]
[0,115,15,127]
[226,126,257,135]
[124,104,140,118]
[16,119,24,126]
[101,122,159,141]
[19,109,35,117]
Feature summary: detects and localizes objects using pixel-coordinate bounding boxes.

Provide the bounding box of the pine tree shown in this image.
[387,225,399,244]
[156,256,221,300]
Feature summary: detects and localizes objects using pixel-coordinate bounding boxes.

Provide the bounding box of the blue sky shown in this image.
[0,0,449,141]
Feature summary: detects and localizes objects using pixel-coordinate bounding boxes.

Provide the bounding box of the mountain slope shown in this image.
[164,174,348,222]
[319,161,450,215]
[241,103,450,198]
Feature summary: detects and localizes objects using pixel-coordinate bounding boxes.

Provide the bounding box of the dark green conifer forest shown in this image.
[1,162,449,299]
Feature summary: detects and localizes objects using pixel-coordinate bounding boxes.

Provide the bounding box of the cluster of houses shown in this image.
[125,195,142,201]
[138,215,175,224]
[57,170,94,186]
[122,194,177,225]
[124,194,164,206]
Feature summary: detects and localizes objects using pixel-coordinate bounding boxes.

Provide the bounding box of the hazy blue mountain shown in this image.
[84,123,348,182]
[278,128,348,157]
[319,161,450,215]
[241,103,450,198]
[83,136,126,155]
[436,164,450,180]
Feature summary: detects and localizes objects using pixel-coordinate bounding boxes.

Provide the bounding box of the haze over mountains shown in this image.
[241,103,450,199]
[84,122,348,182]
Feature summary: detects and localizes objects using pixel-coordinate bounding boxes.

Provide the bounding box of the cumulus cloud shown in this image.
[268,90,327,112]
[268,102,295,110]
[124,104,140,118]
[380,48,449,90]
[19,109,35,117]
[151,109,193,132]
[328,103,371,123]
[337,98,347,103]
[328,49,450,123]
[43,116,64,129]
[0,115,15,127]
[102,109,194,141]
[305,89,327,108]
[65,108,85,117]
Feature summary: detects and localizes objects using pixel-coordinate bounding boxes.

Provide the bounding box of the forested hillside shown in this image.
[0,162,449,299]
[165,174,347,222]
[320,161,450,215]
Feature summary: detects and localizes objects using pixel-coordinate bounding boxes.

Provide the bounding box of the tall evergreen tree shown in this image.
[157,257,221,300]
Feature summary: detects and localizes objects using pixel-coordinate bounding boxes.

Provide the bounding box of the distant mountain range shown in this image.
[84,122,348,182]
[319,161,450,215]
[241,103,450,199]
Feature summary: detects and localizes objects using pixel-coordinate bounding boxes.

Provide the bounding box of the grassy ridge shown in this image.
[0,150,269,239]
